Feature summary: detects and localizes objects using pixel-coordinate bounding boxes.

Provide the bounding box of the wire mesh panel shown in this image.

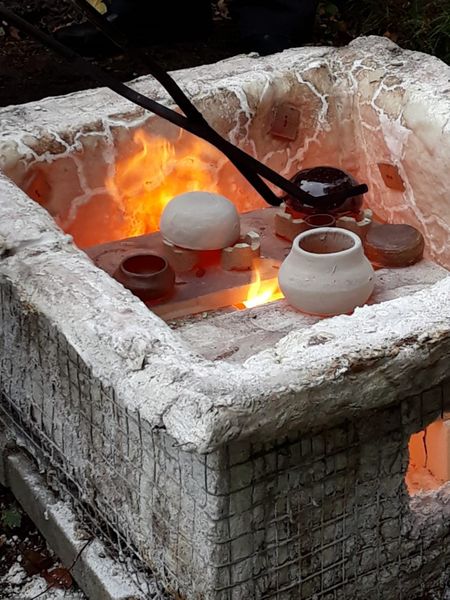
[1,277,450,599]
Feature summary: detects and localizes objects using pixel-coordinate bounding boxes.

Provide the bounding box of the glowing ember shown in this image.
[105,130,223,239]
[241,262,284,309]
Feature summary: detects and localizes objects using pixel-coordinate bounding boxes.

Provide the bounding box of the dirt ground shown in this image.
[0,0,351,108]
[0,484,86,599]
[0,0,249,107]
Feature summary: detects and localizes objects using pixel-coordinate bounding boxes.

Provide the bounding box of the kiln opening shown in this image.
[406,416,450,495]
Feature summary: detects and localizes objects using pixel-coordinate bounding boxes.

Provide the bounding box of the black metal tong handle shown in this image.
[0,4,368,208]
[69,0,281,206]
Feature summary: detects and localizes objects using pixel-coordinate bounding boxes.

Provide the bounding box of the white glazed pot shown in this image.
[278,227,375,316]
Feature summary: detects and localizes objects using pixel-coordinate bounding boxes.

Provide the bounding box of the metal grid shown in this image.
[1,277,450,599]
[0,392,169,599]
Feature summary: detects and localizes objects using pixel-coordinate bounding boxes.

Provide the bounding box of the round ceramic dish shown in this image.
[364,223,425,267]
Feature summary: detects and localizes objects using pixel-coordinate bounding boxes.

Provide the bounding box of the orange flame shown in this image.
[105,130,222,239]
[102,130,283,310]
[241,262,284,309]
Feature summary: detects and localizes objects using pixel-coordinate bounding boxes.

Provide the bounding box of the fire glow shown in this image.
[241,263,284,309]
[103,129,285,311]
[105,129,222,239]
[405,421,450,495]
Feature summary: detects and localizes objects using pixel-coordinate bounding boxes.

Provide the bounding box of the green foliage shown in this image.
[1,506,23,529]
[316,2,350,46]
[342,0,450,63]
[323,2,340,17]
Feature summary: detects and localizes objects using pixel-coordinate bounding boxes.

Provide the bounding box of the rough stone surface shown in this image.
[2,385,449,599]
[1,37,450,265]
[0,37,450,599]
[1,181,449,451]
[175,260,449,362]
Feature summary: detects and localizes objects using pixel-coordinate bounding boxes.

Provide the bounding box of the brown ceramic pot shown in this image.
[114,252,175,302]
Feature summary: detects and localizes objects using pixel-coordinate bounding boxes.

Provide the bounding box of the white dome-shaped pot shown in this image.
[160,191,240,250]
[278,227,375,316]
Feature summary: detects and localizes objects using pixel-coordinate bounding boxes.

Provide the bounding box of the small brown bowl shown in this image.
[114,252,175,302]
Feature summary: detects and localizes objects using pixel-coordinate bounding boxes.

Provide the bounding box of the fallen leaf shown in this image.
[43,567,73,590]
[9,26,21,40]
[1,506,22,529]
[384,30,399,43]
[23,550,54,576]
[87,0,108,14]
[324,2,339,17]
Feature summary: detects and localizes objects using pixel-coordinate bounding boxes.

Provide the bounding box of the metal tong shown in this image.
[0,3,368,208]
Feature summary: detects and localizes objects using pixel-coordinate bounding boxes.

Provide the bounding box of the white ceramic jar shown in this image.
[278,227,375,316]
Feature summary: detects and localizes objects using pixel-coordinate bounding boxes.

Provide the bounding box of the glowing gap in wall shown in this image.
[406,416,450,495]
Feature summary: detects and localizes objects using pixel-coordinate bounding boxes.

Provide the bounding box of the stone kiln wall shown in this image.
[1,275,449,599]
[2,37,450,599]
[1,37,450,266]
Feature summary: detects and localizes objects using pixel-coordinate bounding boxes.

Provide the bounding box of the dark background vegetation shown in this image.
[339,0,450,62]
[0,1,449,106]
